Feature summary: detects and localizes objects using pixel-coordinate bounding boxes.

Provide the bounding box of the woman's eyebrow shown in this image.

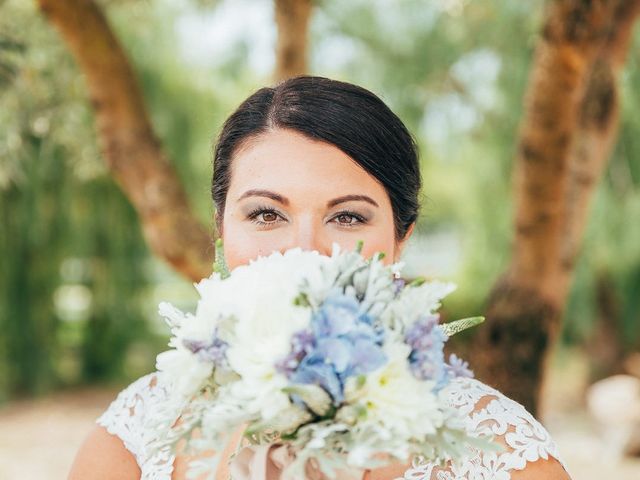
[237,190,379,209]
[237,189,289,205]
[327,195,379,208]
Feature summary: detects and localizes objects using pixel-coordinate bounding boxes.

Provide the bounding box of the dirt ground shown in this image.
[1,360,639,479]
[0,386,118,480]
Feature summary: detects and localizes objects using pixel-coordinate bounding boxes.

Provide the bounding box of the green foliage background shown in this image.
[1,0,638,401]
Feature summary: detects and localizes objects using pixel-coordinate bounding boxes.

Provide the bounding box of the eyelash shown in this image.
[246,206,367,228]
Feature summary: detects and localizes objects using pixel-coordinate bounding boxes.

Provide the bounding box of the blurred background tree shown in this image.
[1,0,639,421]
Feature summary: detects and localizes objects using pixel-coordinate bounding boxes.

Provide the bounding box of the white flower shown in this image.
[344,342,444,440]
[382,280,457,331]
[199,387,249,435]
[228,372,292,421]
[155,348,213,398]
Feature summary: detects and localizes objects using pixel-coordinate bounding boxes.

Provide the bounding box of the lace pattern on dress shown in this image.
[399,378,570,479]
[96,372,176,480]
[96,374,569,480]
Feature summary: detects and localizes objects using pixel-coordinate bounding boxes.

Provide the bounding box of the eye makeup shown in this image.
[331,209,369,227]
[245,204,287,227]
[242,203,372,229]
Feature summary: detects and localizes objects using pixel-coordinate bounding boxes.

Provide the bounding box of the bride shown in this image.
[68,75,571,479]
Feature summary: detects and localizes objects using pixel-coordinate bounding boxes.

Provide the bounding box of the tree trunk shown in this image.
[274,0,313,81]
[587,270,626,382]
[470,0,640,415]
[36,0,213,282]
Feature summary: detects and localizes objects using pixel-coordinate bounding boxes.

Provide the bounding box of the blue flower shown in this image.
[275,329,316,376]
[312,289,368,337]
[290,336,386,405]
[405,314,450,390]
[392,276,406,297]
[183,330,229,370]
[312,289,384,344]
[342,338,387,377]
[281,289,388,407]
[446,353,474,379]
[290,348,345,404]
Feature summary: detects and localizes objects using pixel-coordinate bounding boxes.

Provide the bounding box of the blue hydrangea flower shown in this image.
[281,290,387,406]
[312,289,372,336]
[276,329,316,376]
[312,289,384,344]
[290,346,345,404]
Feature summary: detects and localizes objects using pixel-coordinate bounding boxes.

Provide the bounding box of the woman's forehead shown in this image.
[227,129,389,204]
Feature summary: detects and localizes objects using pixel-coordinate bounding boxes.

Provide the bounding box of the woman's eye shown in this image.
[247,208,284,226]
[332,211,366,227]
[260,211,278,222]
[247,208,366,228]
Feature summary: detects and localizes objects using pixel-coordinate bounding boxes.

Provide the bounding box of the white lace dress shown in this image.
[96,371,570,479]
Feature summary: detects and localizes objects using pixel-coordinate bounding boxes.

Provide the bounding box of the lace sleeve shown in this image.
[399,377,571,479]
[96,371,175,480]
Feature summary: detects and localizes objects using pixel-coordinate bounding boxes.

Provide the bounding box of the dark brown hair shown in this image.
[212,75,422,242]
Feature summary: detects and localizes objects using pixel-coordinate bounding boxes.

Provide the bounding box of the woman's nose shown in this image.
[290,215,331,256]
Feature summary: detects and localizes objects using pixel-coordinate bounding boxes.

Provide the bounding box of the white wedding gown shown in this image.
[96,370,570,479]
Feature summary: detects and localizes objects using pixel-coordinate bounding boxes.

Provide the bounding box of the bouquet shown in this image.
[146,240,490,479]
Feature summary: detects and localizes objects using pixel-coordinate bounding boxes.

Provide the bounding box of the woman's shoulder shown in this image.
[400,376,571,479]
[68,372,164,479]
[68,419,142,480]
[68,371,175,480]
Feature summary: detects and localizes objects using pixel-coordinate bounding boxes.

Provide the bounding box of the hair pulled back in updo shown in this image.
[211,75,422,242]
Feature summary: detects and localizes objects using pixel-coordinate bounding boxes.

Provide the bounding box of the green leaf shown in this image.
[213,238,230,279]
[440,316,485,337]
[408,276,426,287]
[293,292,311,307]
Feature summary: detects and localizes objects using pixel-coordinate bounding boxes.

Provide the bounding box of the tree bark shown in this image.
[273,0,313,81]
[36,0,213,282]
[470,0,640,415]
[587,270,626,382]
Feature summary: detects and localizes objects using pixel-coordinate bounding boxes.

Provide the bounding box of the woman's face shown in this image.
[220,128,414,270]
